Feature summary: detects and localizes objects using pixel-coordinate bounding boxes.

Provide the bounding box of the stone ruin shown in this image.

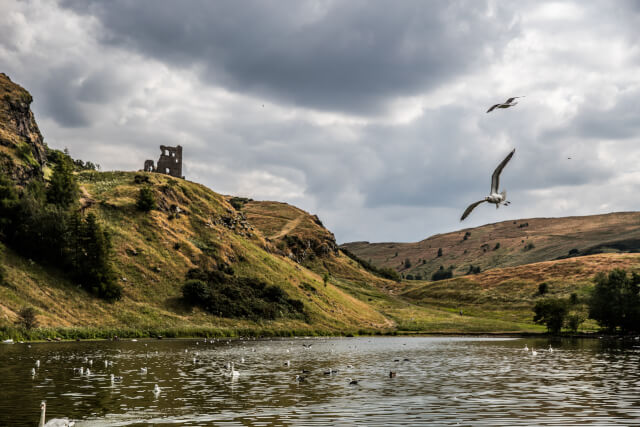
[143,145,184,178]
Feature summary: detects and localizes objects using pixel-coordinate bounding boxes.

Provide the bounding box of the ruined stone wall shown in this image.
[143,145,183,178]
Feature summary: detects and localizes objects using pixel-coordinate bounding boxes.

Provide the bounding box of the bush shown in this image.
[524,242,535,251]
[538,282,548,295]
[181,268,305,320]
[533,298,568,334]
[467,265,481,275]
[432,266,453,281]
[493,242,500,250]
[136,186,156,212]
[404,258,411,268]
[568,248,579,256]
[437,248,443,257]
[15,307,38,330]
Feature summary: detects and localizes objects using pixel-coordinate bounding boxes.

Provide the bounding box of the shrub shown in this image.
[568,248,579,256]
[437,248,443,257]
[136,186,156,212]
[404,258,411,268]
[15,307,38,330]
[182,279,209,304]
[46,153,78,208]
[538,282,548,295]
[524,242,535,251]
[431,266,453,281]
[493,242,500,250]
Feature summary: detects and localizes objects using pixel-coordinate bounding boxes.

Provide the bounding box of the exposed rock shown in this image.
[0,73,46,184]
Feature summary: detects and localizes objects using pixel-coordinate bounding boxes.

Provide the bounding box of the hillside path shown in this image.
[272,214,304,239]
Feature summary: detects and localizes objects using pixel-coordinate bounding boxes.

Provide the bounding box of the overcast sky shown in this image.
[2,0,640,243]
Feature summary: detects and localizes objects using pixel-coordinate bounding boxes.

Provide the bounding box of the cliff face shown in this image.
[0,73,46,184]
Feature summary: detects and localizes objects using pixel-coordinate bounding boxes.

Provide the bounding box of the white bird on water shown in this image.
[460,149,515,221]
[531,348,537,356]
[39,401,75,427]
[486,96,525,113]
[548,344,554,353]
[31,368,36,376]
[230,362,239,378]
[140,367,147,374]
[153,384,161,395]
[523,344,529,352]
[35,360,40,368]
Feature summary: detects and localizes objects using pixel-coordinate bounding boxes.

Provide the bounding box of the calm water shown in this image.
[1,336,640,426]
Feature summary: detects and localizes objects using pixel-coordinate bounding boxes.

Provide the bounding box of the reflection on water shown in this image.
[2,336,640,426]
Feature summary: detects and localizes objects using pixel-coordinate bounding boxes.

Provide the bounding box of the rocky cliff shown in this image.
[0,73,46,184]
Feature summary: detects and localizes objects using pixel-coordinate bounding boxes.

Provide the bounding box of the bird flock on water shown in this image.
[21,337,560,425]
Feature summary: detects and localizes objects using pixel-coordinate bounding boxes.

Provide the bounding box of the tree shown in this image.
[538,282,548,295]
[15,307,38,330]
[404,258,412,269]
[136,186,156,212]
[533,298,568,334]
[76,213,121,301]
[437,248,443,257]
[0,173,19,238]
[323,272,329,287]
[432,265,453,281]
[46,153,78,208]
[589,269,640,333]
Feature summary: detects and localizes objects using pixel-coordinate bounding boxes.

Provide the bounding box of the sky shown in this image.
[2,0,640,243]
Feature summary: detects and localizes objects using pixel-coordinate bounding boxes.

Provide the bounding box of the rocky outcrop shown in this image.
[0,73,46,184]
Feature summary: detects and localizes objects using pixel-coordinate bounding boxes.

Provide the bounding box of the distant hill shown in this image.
[341,212,640,280]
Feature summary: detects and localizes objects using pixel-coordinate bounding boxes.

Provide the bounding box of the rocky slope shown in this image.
[0,73,46,184]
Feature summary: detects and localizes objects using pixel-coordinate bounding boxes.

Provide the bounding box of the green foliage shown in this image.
[46,153,78,208]
[136,186,157,212]
[73,213,121,301]
[181,267,305,320]
[589,269,640,333]
[431,265,453,281]
[404,258,411,268]
[466,265,481,275]
[15,307,38,330]
[538,282,548,295]
[341,248,400,281]
[16,143,39,167]
[323,272,329,287]
[229,196,252,210]
[0,174,19,238]
[533,298,568,334]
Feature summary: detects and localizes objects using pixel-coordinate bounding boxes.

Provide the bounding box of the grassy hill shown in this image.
[1,72,637,339]
[341,212,640,280]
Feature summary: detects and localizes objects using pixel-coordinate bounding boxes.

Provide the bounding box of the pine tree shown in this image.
[46,154,78,208]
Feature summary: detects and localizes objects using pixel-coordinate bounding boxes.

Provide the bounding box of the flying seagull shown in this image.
[486,97,524,113]
[460,149,515,221]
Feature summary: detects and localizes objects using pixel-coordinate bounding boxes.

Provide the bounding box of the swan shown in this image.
[230,362,239,378]
[88,360,92,366]
[104,360,108,368]
[240,357,245,363]
[153,384,160,394]
[31,368,36,376]
[140,367,147,374]
[85,369,90,376]
[486,96,525,113]
[531,348,537,356]
[35,360,40,368]
[461,149,515,221]
[548,344,554,353]
[295,375,306,382]
[523,344,529,352]
[39,401,74,427]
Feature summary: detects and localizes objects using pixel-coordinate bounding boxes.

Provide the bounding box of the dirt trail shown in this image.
[272,214,304,239]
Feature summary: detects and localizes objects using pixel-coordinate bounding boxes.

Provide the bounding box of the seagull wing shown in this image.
[486,104,500,113]
[491,148,515,193]
[461,200,487,221]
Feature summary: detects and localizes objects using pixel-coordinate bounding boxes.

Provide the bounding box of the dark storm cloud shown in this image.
[62,0,519,114]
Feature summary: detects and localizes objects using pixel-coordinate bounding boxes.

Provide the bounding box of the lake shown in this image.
[1,336,639,426]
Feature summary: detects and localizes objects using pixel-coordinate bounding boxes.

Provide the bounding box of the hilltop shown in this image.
[0,72,636,339]
[341,212,640,280]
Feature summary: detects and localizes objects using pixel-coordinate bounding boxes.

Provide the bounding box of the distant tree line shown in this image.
[533,268,640,334]
[0,152,121,301]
